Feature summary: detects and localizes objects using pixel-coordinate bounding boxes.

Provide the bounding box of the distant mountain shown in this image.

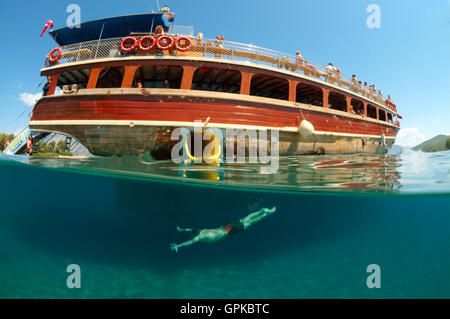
[413,135,450,152]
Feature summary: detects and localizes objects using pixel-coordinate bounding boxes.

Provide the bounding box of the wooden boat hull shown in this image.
[29,89,398,159]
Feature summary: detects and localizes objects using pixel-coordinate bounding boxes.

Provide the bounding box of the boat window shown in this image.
[379,109,386,121]
[133,65,183,89]
[296,83,323,106]
[191,67,241,93]
[351,99,364,115]
[96,67,124,88]
[57,69,91,89]
[367,104,377,119]
[250,74,289,101]
[328,92,347,112]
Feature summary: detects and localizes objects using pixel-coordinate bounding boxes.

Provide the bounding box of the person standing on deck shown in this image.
[351,75,358,92]
[296,51,304,67]
[214,35,224,58]
[170,207,277,253]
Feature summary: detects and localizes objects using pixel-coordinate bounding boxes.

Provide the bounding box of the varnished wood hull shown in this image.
[29,89,398,158]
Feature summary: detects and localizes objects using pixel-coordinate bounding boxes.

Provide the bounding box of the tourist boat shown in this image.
[30,9,401,160]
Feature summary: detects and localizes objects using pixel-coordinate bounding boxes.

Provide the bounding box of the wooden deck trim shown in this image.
[37,88,399,129]
[40,56,396,114]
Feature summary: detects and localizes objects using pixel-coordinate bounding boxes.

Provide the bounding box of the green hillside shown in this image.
[413,134,450,152]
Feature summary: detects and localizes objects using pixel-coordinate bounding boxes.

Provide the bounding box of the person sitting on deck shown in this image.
[170,206,277,253]
[281,56,290,69]
[377,89,383,101]
[155,25,164,36]
[71,84,79,94]
[62,85,71,94]
[305,61,314,70]
[386,95,392,104]
[369,84,376,97]
[137,80,143,88]
[335,67,342,81]
[296,51,304,67]
[303,60,317,77]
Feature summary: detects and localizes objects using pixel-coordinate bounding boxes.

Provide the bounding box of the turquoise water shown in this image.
[0,148,449,298]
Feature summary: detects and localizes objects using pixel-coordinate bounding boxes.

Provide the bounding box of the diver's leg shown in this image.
[241,207,276,229]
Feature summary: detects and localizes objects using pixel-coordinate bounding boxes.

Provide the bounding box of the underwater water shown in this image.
[0,148,449,299]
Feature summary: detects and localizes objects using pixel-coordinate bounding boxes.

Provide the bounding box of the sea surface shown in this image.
[0,148,449,299]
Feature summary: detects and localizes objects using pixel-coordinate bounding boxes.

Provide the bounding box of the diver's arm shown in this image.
[170,238,199,253]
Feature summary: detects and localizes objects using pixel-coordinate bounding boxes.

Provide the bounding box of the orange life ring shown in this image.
[175,37,193,52]
[120,37,138,53]
[138,36,156,51]
[156,35,174,50]
[49,48,62,63]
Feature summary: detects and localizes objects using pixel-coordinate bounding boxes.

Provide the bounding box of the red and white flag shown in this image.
[40,20,54,37]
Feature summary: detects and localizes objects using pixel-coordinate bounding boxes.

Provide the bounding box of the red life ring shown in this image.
[49,47,62,63]
[156,35,174,50]
[120,37,138,53]
[175,37,193,52]
[138,36,156,51]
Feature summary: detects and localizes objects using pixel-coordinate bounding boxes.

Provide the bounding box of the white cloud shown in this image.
[394,128,427,147]
[19,92,42,106]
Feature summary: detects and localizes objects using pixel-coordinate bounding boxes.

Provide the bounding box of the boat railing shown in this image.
[44,35,394,111]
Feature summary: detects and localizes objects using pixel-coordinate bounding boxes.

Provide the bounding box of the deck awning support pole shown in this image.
[346,96,352,113]
[322,88,329,108]
[87,67,105,89]
[240,72,254,95]
[47,74,60,96]
[288,80,299,102]
[121,66,140,88]
[180,66,197,90]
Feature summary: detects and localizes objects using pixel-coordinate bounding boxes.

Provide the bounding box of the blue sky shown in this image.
[0,0,448,146]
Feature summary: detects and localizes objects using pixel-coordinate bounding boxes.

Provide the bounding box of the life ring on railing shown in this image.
[138,36,156,51]
[175,37,193,52]
[49,47,62,63]
[156,35,174,50]
[120,37,138,53]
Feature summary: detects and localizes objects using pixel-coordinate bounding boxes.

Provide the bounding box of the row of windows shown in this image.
[55,66,394,122]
